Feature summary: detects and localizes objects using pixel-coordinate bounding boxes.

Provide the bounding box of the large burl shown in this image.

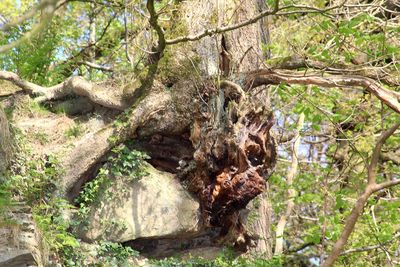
[184,85,276,249]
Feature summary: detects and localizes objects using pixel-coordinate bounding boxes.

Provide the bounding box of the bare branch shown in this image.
[79,61,114,72]
[287,241,317,254]
[274,113,304,255]
[368,122,400,185]
[373,178,400,192]
[245,69,400,114]
[272,55,400,87]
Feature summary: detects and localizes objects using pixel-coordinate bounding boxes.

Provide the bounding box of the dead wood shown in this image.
[182,87,277,249]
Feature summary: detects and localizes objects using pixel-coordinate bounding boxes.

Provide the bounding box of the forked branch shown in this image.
[322,121,400,267]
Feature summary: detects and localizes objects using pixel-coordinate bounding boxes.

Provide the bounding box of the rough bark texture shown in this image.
[180,87,276,249]
[177,0,275,253]
[0,105,13,178]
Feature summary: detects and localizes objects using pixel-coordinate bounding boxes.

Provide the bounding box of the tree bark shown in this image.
[0,106,13,179]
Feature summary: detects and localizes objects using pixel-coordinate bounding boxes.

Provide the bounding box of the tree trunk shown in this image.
[0,105,13,180]
[180,0,275,255]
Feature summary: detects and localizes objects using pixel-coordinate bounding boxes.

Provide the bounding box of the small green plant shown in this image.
[9,153,60,205]
[65,123,83,138]
[33,131,49,145]
[33,198,79,252]
[97,241,139,266]
[101,218,128,236]
[75,144,150,222]
[28,101,50,114]
[152,248,283,267]
[0,183,17,227]
[109,144,150,180]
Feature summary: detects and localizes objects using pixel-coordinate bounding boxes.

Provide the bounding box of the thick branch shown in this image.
[245,69,400,114]
[0,71,47,95]
[0,71,126,110]
[273,55,400,87]
[373,178,400,192]
[128,0,167,100]
[147,0,166,53]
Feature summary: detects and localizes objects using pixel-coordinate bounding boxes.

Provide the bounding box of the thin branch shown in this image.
[368,122,400,185]
[274,113,304,255]
[79,61,114,72]
[287,241,317,253]
[165,1,346,45]
[123,0,133,65]
[340,232,400,256]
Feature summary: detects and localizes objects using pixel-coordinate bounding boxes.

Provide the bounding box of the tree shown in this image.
[1,0,400,266]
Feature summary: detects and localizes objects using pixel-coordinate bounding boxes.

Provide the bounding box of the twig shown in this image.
[340,232,400,256]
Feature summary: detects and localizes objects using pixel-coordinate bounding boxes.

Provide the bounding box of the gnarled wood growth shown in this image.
[183,86,276,249]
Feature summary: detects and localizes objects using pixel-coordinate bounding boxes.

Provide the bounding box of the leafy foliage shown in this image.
[96,241,139,266]
[152,248,283,267]
[75,144,149,221]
